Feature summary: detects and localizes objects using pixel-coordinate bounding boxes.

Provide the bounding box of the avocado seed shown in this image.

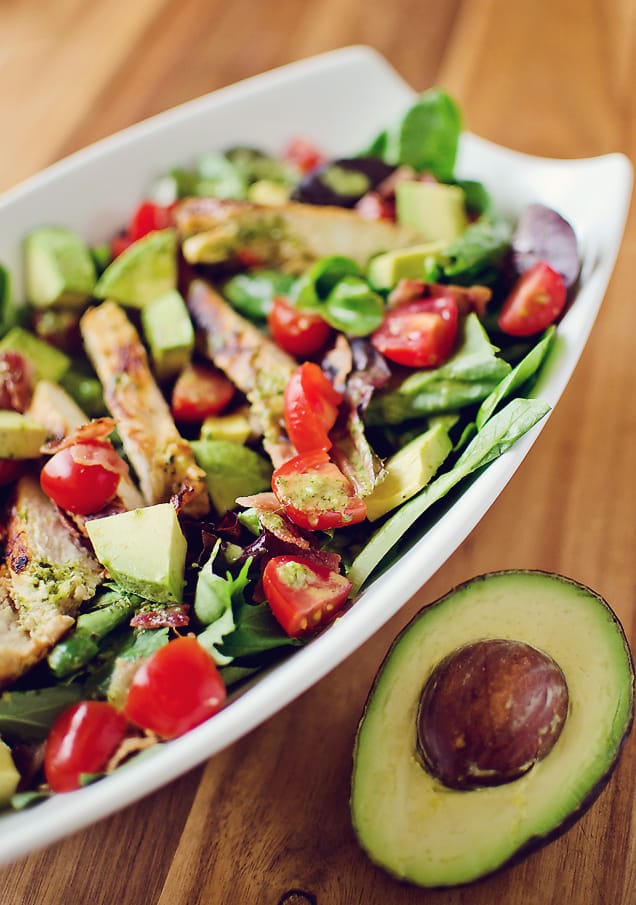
[417,639,569,789]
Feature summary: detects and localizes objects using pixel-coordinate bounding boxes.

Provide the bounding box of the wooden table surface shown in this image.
[0,1,634,903]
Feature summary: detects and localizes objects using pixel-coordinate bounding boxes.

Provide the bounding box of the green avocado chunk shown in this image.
[86,503,187,604]
[191,439,272,515]
[0,739,20,807]
[140,289,194,380]
[0,326,70,382]
[0,411,48,459]
[396,181,467,243]
[367,241,448,290]
[24,225,96,309]
[351,571,635,888]
[365,422,452,521]
[93,229,177,308]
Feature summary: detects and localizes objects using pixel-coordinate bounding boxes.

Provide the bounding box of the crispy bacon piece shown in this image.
[130,604,190,629]
[388,279,492,318]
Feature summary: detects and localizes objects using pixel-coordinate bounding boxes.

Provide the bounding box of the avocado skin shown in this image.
[350,570,635,888]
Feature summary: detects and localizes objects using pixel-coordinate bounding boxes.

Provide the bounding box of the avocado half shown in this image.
[350,571,634,887]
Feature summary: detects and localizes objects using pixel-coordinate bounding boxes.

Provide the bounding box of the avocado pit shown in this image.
[417,638,569,789]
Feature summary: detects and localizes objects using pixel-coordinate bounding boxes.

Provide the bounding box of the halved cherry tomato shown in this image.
[284,362,343,454]
[123,636,226,740]
[40,440,125,514]
[111,201,175,257]
[498,261,567,337]
[44,701,128,792]
[272,450,367,531]
[0,459,23,486]
[263,555,352,637]
[129,201,174,241]
[371,295,459,368]
[268,296,332,359]
[283,137,325,174]
[171,362,235,423]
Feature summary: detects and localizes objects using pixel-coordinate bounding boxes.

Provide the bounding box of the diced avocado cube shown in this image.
[368,241,449,290]
[86,503,187,604]
[191,439,272,515]
[24,225,97,309]
[247,180,290,206]
[140,289,194,380]
[200,410,252,446]
[0,739,20,807]
[93,229,177,308]
[0,411,48,459]
[396,181,467,243]
[365,422,452,521]
[0,326,70,382]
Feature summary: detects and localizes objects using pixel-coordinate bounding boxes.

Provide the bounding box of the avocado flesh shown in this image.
[351,571,634,887]
[93,229,177,308]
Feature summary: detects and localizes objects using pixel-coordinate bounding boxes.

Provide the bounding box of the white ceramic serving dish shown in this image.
[0,45,631,865]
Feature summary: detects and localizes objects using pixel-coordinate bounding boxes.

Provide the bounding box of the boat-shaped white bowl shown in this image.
[0,45,631,864]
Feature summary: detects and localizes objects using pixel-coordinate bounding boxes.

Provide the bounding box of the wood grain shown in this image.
[0,0,634,902]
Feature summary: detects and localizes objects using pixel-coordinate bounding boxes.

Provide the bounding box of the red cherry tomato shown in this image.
[40,440,124,514]
[263,555,352,637]
[272,450,366,531]
[111,201,174,257]
[284,362,343,454]
[128,201,174,241]
[371,295,459,368]
[268,296,332,359]
[498,261,567,337]
[0,459,23,486]
[171,363,235,422]
[283,137,325,174]
[123,636,226,740]
[44,701,128,792]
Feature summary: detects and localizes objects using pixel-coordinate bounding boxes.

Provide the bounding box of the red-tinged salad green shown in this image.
[0,87,581,809]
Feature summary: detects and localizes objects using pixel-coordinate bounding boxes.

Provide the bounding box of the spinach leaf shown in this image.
[349,396,550,592]
[454,179,493,218]
[292,256,384,336]
[222,269,296,320]
[476,327,555,429]
[378,89,462,180]
[436,216,512,285]
[0,686,84,741]
[293,255,362,306]
[367,314,511,424]
[218,598,301,659]
[323,277,385,336]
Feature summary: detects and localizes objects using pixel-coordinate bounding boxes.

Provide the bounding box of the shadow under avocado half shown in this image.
[350,570,635,888]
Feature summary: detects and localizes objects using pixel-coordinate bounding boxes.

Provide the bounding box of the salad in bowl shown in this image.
[0,50,628,857]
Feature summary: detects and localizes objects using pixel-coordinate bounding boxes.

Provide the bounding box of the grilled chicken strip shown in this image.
[187,279,297,467]
[0,475,103,687]
[81,301,209,517]
[175,198,419,272]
